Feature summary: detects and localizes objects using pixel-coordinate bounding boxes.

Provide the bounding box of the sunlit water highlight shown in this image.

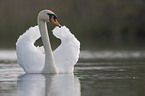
[0,50,145,96]
[1,50,145,62]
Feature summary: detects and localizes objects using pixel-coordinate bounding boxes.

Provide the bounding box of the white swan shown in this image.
[16,10,80,73]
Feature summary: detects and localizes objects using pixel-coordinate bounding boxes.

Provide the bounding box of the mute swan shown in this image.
[16,10,80,73]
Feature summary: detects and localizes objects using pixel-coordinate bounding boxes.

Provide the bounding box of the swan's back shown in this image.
[53,26,80,73]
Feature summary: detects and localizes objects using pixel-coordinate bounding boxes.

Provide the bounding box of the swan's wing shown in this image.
[52,26,80,73]
[16,25,45,73]
[16,26,41,45]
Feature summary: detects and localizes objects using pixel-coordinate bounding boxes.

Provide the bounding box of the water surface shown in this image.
[0,50,145,96]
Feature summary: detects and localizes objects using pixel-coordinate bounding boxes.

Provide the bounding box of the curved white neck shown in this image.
[38,19,57,73]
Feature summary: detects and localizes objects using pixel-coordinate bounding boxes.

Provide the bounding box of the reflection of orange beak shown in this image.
[50,16,61,27]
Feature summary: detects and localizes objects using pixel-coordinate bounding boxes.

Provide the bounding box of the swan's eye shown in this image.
[47,13,57,21]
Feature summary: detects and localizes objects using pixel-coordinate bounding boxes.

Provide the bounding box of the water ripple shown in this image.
[80,50,145,59]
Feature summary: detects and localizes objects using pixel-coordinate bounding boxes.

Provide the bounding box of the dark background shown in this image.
[0,0,145,50]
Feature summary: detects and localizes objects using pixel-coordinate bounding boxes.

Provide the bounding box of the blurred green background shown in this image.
[0,0,145,50]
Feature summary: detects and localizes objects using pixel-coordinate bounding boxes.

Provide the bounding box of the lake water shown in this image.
[0,50,145,96]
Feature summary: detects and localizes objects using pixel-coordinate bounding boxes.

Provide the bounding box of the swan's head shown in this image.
[38,10,61,26]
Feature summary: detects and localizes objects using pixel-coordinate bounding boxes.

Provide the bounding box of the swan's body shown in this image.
[16,10,80,73]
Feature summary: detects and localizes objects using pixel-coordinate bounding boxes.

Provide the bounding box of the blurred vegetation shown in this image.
[0,0,145,49]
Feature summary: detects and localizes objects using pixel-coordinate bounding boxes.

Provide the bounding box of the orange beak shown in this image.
[50,16,61,27]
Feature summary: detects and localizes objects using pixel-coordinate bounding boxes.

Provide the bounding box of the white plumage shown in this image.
[16,25,80,73]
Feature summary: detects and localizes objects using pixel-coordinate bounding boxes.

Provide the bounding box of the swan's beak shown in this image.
[50,16,61,27]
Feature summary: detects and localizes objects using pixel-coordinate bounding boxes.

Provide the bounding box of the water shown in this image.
[1,50,145,96]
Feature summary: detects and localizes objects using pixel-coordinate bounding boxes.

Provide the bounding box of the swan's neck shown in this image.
[38,19,57,73]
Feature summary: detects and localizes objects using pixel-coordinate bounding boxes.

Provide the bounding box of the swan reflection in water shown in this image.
[17,74,80,96]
